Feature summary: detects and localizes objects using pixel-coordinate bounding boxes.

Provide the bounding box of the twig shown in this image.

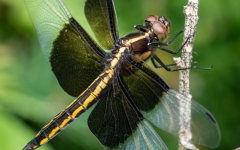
[173,0,199,149]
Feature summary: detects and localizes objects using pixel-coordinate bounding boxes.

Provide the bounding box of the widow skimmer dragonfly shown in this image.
[23,0,221,149]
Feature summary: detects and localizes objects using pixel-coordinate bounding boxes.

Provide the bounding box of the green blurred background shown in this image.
[0,0,239,149]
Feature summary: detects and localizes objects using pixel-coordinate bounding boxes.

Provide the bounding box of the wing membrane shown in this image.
[88,81,167,149]
[88,85,142,148]
[115,120,167,150]
[84,0,119,50]
[143,89,221,148]
[25,0,105,96]
[121,56,221,148]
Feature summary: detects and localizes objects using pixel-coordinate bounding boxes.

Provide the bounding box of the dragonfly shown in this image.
[23,0,221,149]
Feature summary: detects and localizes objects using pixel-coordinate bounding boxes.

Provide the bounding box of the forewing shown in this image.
[25,0,105,97]
[84,0,119,50]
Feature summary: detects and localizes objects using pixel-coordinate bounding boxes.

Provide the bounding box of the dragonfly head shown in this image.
[145,15,171,41]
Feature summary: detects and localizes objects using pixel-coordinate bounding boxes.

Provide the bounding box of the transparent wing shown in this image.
[143,89,221,148]
[112,120,168,150]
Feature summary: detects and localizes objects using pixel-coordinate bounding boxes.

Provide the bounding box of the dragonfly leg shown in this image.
[134,24,148,32]
[149,30,191,54]
[151,54,212,71]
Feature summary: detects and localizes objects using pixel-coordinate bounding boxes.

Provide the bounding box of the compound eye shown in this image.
[146,15,158,22]
[159,16,171,35]
[145,15,159,28]
[152,21,166,35]
[159,16,169,26]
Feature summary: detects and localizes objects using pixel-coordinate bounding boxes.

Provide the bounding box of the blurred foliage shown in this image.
[0,0,240,150]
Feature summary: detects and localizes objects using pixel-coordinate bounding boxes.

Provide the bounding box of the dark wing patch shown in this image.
[84,0,119,50]
[120,55,170,111]
[88,84,142,148]
[88,80,168,150]
[50,19,105,97]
